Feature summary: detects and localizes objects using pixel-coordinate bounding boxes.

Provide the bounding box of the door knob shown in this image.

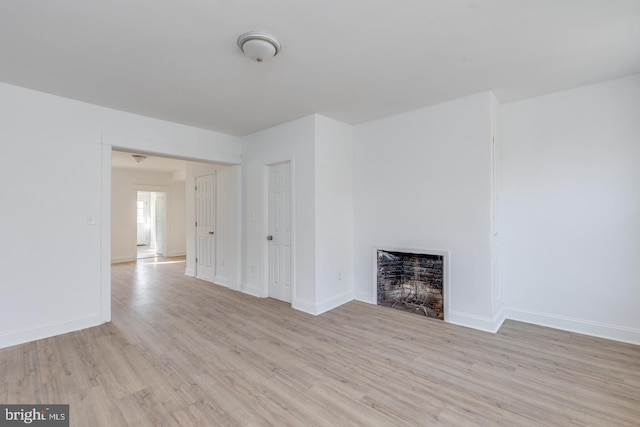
[209,231,215,235]
[267,235,273,241]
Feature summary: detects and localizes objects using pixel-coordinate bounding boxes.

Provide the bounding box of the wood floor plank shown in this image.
[1,257,639,426]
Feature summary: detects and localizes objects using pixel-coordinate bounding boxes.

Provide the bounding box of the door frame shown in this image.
[134,186,169,258]
[153,192,167,256]
[100,145,112,323]
[100,140,242,324]
[136,191,151,247]
[262,158,296,305]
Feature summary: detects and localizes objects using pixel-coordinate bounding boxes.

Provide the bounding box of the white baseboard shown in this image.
[167,251,186,257]
[214,276,230,288]
[504,307,640,346]
[447,310,505,333]
[111,255,135,264]
[241,284,262,298]
[292,299,317,315]
[226,281,240,292]
[354,292,506,334]
[354,291,374,304]
[0,315,102,350]
[316,291,353,315]
[184,268,195,277]
[493,307,506,333]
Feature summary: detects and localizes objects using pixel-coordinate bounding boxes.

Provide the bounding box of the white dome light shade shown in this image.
[237,31,281,63]
[241,39,276,62]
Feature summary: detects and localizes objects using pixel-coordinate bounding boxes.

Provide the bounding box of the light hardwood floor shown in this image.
[1,257,639,426]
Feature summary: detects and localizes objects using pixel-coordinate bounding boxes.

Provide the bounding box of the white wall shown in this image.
[490,93,504,320]
[0,82,240,349]
[184,162,241,290]
[501,74,640,344]
[111,168,186,262]
[241,115,317,309]
[168,179,186,257]
[314,116,354,313]
[243,114,353,314]
[4,69,637,349]
[242,114,356,315]
[353,92,497,331]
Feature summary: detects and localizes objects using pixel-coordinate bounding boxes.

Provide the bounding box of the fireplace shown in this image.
[375,248,447,320]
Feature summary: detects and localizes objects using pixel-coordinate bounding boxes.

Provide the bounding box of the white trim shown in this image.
[372,245,450,322]
[167,251,186,258]
[242,284,263,298]
[354,291,373,303]
[214,276,230,287]
[111,256,135,264]
[134,184,171,192]
[493,307,506,333]
[262,165,270,298]
[315,291,354,315]
[447,310,504,333]
[292,299,317,315]
[106,137,242,165]
[233,165,243,292]
[100,142,112,324]
[504,307,640,346]
[355,287,506,334]
[136,188,169,257]
[184,268,196,277]
[0,315,101,350]
[290,157,297,307]
[101,136,242,334]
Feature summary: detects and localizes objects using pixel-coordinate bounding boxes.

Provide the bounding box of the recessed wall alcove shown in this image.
[373,246,450,321]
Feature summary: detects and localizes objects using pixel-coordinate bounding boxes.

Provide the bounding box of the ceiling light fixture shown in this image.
[131,154,147,163]
[237,31,282,63]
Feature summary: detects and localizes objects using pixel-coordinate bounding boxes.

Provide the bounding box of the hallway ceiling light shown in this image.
[131,154,147,163]
[237,31,282,63]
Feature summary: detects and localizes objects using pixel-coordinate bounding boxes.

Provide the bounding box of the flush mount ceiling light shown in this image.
[237,31,282,63]
[131,154,147,163]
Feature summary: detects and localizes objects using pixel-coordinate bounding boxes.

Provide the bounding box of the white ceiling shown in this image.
[1,1,638,136]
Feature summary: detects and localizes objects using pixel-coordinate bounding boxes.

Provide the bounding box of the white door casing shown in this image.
[196,174,216,282]
[136,192,150,245]
[268,162,292,303]
[155,193,166,256]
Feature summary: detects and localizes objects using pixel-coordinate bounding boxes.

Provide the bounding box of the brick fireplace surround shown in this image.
[376,248,446,320]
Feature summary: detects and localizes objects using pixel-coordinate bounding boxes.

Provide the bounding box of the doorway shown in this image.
[136,190,167,259]
[104,146,241,324]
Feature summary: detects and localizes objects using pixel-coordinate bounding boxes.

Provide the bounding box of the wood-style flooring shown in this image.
[1,257,639,426]
[136,244,158,259]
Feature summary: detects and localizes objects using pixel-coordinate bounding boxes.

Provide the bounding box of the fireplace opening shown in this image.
[376,249,444,320]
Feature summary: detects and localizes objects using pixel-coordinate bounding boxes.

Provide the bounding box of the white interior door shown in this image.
[196,174,216,282]
[136,192,150,245]
[268,162,292,303]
